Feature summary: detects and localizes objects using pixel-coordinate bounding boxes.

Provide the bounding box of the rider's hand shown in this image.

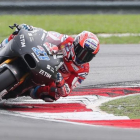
[55,72,70,97]
[55,72,65,87]
[18,24,33,31]
[30,86,60,102]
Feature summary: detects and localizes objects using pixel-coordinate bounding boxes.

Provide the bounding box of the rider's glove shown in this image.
[18,24,33,31]
[30,86,60,102]
[55,72,70,97]
[56,72,64,86]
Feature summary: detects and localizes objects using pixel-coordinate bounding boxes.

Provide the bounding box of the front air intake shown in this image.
[24,54,36,68]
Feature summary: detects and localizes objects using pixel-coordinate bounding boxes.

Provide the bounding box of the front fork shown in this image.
[0,58,29,99]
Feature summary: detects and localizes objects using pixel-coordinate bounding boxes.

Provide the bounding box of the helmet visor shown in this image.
[74,44,95,64]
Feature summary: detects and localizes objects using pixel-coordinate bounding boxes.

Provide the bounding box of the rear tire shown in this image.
[0,69,16,92]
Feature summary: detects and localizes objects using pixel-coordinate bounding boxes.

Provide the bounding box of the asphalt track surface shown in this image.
[1,44,140,140]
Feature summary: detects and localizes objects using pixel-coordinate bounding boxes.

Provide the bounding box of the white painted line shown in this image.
[71,33,140,38]
[1,95,130,121]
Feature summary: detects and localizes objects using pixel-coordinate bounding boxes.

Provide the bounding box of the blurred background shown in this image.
[1,0,140,14]
[0,0,140,44]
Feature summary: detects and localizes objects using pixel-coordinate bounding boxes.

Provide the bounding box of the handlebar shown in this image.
[9,23,20,31]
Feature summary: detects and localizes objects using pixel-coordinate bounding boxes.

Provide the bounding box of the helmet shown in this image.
[73,31,100,65]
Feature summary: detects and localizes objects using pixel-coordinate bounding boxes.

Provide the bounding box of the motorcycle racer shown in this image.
[0,24,100,102]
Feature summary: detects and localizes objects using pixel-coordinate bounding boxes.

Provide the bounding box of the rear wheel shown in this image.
[0,69,16,92]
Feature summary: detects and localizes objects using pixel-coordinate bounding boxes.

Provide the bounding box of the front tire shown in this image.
[0,69,16,92]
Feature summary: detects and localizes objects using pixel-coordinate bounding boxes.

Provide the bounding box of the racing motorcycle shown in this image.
[0,24,63,100]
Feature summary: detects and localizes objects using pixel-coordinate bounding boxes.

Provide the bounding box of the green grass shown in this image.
[0,14,140,43]
[100,95,140,119]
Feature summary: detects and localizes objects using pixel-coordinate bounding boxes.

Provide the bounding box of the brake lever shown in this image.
[9,23,19,31]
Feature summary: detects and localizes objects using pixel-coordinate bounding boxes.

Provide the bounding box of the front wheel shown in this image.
[0,69,16,92]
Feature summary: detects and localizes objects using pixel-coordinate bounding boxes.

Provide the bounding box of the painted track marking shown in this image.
[1,87,140,128]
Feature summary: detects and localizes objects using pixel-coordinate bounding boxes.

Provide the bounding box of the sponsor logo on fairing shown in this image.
[28,33,34,42]
[32,47,50,61]
[39,69,52,79]
[30,29,39,34]
[55,62,64,71]
[47,65,54,73]
[20,34,26,47]
[31,53,39,62]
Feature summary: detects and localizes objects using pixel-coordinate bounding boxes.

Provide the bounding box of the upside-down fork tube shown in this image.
[9,73,30,92]
[0,58,17,66]
[0,58,29,88]
[19,73,29,85]
[0,58,30,93]
[0,57,24,81]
